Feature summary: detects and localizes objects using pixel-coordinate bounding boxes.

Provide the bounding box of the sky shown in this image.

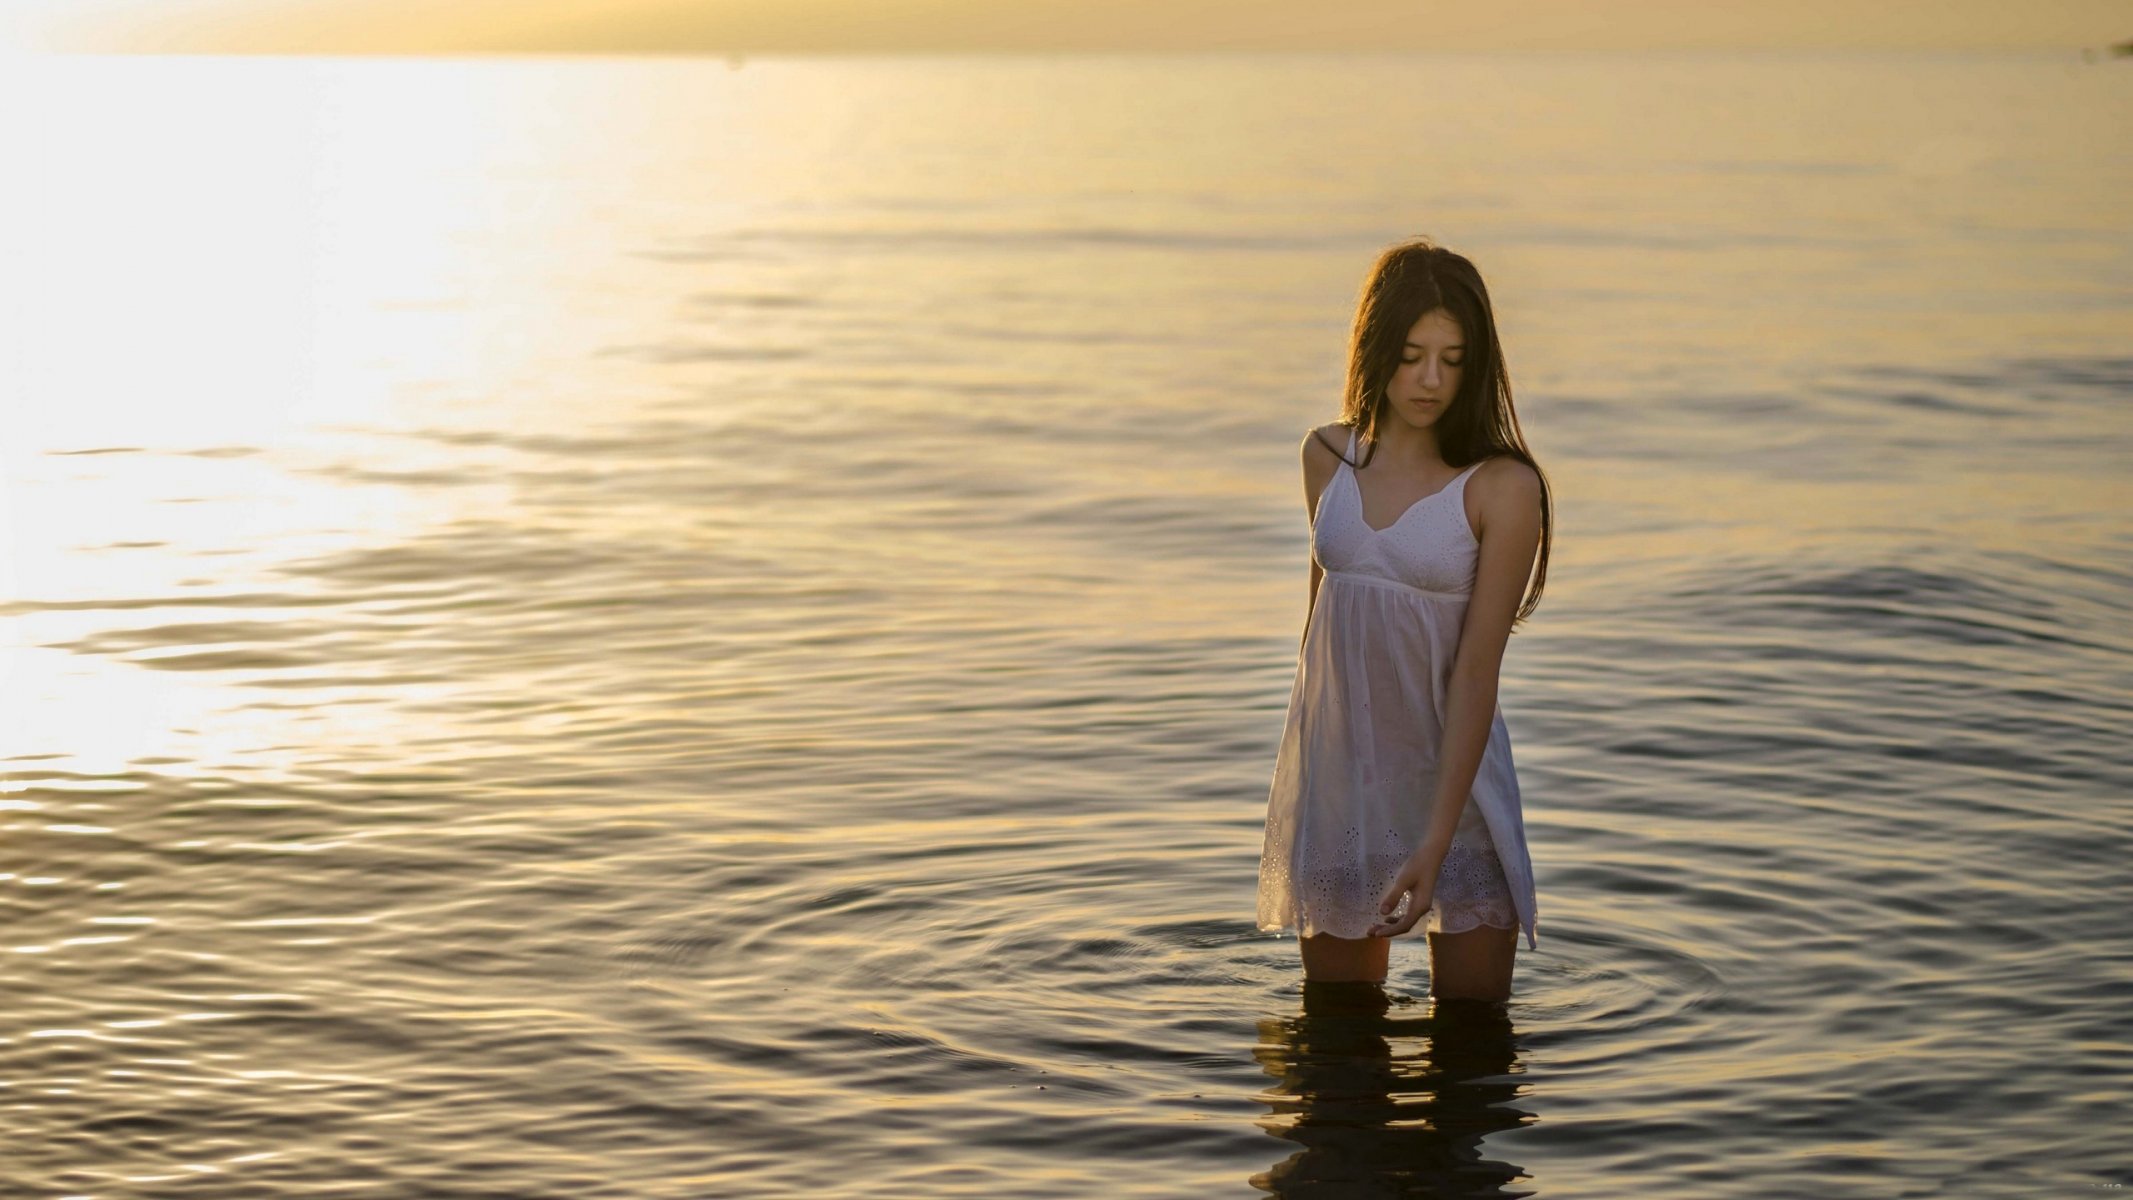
[13,0,2132,55]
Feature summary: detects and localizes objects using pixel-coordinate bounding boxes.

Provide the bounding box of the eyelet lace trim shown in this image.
[1258,817,1516,940]
[1425,831,1519,936]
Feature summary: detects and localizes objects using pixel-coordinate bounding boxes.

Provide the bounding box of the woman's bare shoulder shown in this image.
[1298,423,1349,514]
[1300,422,1351,464]
[1466,453,1543,539]
[1470,452,1540,491]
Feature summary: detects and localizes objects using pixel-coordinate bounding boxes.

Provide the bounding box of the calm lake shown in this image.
[3,49,2130,1198]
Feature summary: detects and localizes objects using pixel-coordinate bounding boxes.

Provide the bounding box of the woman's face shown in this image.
[1389,307,1465,425]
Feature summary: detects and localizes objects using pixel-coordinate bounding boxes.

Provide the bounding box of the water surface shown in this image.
[3,50,2130,1198]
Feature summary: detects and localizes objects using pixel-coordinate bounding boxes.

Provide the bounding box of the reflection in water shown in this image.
[1251,981,1533,1197]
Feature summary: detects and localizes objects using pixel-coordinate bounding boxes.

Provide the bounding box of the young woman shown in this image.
[1256,237,1552,1001]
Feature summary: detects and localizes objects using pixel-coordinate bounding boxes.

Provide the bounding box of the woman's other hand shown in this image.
[1369,853,1437,937]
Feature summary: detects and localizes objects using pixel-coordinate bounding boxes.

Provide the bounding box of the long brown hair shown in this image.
[1320,235,1553,625]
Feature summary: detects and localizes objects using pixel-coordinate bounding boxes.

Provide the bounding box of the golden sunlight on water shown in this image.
[2,51,2129,1199]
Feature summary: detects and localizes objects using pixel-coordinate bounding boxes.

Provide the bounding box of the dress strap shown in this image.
[1346,427,1357,460]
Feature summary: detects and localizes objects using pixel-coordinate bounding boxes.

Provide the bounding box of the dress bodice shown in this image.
[1312,427,1484,597]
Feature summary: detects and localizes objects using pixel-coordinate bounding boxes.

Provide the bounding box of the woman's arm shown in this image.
[1302,561,1323,656]
[1410,457,1544,868]
[1298,429,1337,654]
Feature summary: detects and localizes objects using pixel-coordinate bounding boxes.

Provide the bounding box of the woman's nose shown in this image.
[1420,360,1441,387]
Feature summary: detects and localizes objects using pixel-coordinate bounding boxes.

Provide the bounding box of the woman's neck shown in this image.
[1366,421,1443,467]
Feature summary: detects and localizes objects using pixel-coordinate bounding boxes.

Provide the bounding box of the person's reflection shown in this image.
[1249,980,1534,1198]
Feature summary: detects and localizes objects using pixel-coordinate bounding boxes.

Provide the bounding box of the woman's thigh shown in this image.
[1298,932,1391,982]
[1427,923,1518,1000]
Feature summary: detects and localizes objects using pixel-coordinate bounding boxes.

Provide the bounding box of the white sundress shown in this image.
[1256,426,1539,948]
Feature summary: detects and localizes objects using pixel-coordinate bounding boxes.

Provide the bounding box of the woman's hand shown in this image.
[1368,851,1438,938]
